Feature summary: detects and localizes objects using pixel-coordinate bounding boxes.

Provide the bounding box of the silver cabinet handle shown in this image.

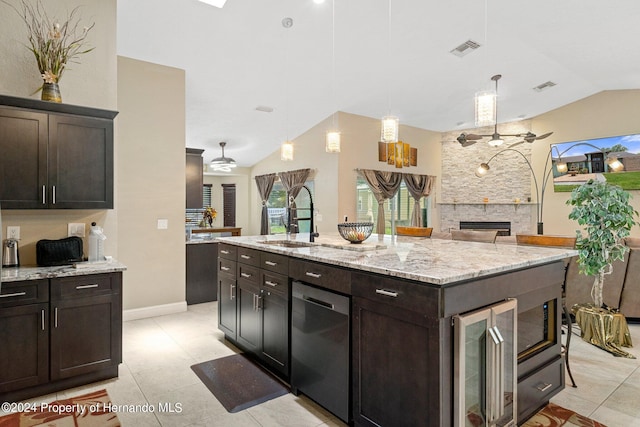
[256,295,262,310]
[536,383,552,392]
[305,272,322,279]
[264,261,277,266]
[54,307,58,328]
[230,284,236,300]
[264,280,278,287]
[221,250,230,255]
[240,272,252,278]
[52,185,56,204]
[0,292,27,298]
[76,284,99,290]
[240,254,251,259]
[41,309,46,331]
[221,266,230,271]
[375,289,398,298]
[42,185,46,204]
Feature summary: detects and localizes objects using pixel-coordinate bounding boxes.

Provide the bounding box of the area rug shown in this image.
[522,402,607,427]
[0,389,120,427]
[191,353,288,413]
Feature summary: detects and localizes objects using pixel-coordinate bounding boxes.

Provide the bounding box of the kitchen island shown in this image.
[215,234,576,426]
[1,261,126,402]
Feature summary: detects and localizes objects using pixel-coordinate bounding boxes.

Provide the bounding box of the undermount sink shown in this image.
[256,240,317,248]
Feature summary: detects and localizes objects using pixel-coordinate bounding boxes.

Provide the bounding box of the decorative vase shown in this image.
[41,82,62,103]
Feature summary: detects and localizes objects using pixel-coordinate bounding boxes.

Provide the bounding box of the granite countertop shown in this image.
[1,259,127,283]
[215,233,578,286]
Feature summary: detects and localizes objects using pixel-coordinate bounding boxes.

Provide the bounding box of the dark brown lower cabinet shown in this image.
[218,274,237,339]
[0,272,122,402]
[259,272,289,375]
[236,279,261,354]
[352,295,444,427]
[186,242,218,305]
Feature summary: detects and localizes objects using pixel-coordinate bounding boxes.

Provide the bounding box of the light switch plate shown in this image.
[7,226,20,240]
[68,223,85,237]
[157,219,169,230]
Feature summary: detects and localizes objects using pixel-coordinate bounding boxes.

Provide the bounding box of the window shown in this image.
[267,180,314,234]
[355,176,428,234]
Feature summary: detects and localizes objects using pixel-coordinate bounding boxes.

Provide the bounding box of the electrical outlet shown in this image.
[68,223,85,237]
[7,226,20,240]
[157,219,168,230]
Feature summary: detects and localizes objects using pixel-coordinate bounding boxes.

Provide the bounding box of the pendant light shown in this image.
[474,0,497,129]
[380,0,398,144]
[281,17,294,161]
[325,0,341,153]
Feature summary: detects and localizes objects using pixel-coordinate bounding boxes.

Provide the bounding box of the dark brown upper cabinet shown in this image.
[0,95,117,209]
[186,148,204,209]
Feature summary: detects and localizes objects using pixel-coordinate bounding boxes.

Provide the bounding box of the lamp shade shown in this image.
[487,137,504,147]
[326,131,341,153]
[475,90,497,127]
[381,116,399,143]
[475,163,490,177]
[281,141,294,161]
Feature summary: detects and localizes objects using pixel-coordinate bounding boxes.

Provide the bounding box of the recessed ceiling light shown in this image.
[533,81,557,92]
[198,0,227,8]
[449,40,481,58]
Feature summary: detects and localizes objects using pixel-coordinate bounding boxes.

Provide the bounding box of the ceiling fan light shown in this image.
[281,141,294,161]
[326,131,341,153]
[381,116,399,143]
[487,138,504,147]
[209,142,237,172]
[475,90,497,127]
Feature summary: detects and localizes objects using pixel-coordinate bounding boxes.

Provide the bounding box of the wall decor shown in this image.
[377,141,418,169]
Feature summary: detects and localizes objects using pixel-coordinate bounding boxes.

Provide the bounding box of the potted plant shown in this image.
[566,179,638,308]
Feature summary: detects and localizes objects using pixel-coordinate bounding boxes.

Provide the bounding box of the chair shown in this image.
[396,226,433,237]
[451,229,498,243]
[516,234,578,388]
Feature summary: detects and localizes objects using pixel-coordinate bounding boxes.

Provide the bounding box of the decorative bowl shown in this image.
[337,222,374,244]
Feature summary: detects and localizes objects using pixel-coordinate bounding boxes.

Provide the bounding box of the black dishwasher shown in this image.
[291,281,350,423]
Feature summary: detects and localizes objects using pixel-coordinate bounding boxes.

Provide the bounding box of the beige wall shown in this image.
[250,112,441,235]
[531,90,640,237]
[203,168,252,233]
[117,56,186,311]
[0,0,118,265]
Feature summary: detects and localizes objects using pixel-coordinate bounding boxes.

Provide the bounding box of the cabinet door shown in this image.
[186,243,218,305]
[50,293,121,380]
[218,275,237,339]
[48,114,113,209]
[260,288,289,376]
[236,279,261,354]
[185,148,204,209]
[0,108,48,209]
[352,296,443,427]
[0,303,49,393]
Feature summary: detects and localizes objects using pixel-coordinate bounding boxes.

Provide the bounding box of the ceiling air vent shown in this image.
[449,40,481,57]
[533,81,557,92]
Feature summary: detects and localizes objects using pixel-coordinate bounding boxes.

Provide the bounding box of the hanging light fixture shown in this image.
[475,89,497,127]
[326,0,341,153]
[380,0,398,144]
[281,141,294,161]
[210,142,237,172]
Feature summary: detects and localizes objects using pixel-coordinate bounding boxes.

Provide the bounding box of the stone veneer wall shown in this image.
[439,120,538,234]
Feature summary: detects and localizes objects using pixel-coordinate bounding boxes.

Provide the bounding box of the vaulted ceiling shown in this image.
[117,0,640,168]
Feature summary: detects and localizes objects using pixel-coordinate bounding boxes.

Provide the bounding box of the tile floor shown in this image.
[3,302,639,426]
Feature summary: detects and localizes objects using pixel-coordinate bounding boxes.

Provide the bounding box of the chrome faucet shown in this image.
[286,184,319,242]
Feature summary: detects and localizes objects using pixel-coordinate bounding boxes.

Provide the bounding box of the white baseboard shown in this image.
[123,301,187,321]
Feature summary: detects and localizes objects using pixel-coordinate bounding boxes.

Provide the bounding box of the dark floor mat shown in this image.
[191,353,289,413]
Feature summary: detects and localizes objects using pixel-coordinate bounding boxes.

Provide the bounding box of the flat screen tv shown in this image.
[550,133,640,192]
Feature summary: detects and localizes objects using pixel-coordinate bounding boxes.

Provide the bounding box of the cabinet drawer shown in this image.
[289,258,350,294]
[237,247,260,267]
[261,271,289,298]
[518,357,564,422]
[0,280,49,308]
[51,274,119,300]
[351,271,439,314]
[260,252,289,275]
[218,243,237,260]
[219,258,237,277]
[237,263,259,285]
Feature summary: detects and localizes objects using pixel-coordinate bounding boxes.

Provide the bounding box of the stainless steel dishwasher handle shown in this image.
[375,289,398,298]
[303,295,335,310]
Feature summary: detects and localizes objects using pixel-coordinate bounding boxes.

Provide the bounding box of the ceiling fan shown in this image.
[457,74,553,148]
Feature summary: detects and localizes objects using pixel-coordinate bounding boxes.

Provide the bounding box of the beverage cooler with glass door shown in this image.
[454,299,517,427]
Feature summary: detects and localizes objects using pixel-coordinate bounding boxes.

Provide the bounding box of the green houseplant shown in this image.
[567,179,638,307]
